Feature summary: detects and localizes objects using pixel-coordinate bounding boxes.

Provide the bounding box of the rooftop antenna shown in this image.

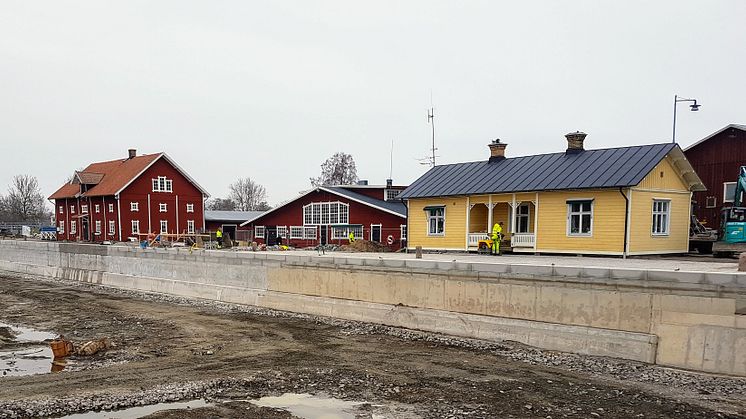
[389,140,394,180]
[427,107,436,166]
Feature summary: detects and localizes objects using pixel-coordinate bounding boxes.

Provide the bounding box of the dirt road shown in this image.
[0,273,745,418]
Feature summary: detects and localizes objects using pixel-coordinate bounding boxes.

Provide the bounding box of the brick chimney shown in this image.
[565,131,587,153]
[488,139,507,162]
[128,149,137,159]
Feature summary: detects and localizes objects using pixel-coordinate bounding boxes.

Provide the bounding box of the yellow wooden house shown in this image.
[399,132,706,256]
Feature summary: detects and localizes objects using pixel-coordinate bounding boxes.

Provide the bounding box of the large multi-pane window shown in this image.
[385,189,402,201]
[426,207,445,236]
[276,226,287,238]
[152,176,173,192]
[567,200,593,236]
[255,226,265,238]
[516,204,530,233]
[332,225,363,239]
[652,200,670,236]
[303,202,349,225]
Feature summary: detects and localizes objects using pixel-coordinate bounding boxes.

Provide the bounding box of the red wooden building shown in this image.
[49,149,209,242]
[240,181,407,249]
[684,124,746,228]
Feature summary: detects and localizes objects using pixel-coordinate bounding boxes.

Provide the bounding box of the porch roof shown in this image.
[400,143,705,199]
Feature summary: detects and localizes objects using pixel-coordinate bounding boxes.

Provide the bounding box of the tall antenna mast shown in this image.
[389,139,394,179]
[427,107,436,166]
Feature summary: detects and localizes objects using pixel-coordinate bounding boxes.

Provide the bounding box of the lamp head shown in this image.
[690,102,701,111]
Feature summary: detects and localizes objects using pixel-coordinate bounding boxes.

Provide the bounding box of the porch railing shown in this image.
[467,233,489,247]
[511,233,535,248]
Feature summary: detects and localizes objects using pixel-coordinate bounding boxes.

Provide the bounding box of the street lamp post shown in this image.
[672,95,701,143]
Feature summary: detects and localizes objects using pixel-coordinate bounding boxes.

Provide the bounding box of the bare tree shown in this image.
[205,198,236,211]
[6,175,46,221]
[310,152,358,186]
[229,178,270,211]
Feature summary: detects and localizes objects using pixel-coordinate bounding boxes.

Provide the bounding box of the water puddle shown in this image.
[250,393,363,419]
[59,400,211,418]
[0,322,60,377]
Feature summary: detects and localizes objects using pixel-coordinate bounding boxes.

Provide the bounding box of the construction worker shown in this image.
[348,230,355,243]
[216,228,223,248]
[491,221,503,255]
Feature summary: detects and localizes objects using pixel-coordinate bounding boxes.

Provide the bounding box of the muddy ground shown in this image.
[0,273,745,419]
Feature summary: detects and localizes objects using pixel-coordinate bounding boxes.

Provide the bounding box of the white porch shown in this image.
[465,194,538,252]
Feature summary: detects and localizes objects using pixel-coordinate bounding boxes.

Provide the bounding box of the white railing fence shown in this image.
[467,233,489,247]
[511,233,535,248]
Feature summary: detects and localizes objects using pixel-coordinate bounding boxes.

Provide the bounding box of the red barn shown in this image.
[684,124,746,229]
[49,149,209,242]
[240,182,407,249]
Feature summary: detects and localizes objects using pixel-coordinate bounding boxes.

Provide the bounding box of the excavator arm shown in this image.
[735,166,746,208]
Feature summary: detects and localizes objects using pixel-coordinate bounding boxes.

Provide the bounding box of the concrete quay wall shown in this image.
[1,240,745,376]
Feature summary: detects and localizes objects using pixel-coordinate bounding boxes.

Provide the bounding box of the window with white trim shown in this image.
[705,196,717,208]
[94,204,100,213]
[303,202,349,225]
[59,206,64,214]
[186,203,194,213]
[95,220,101,234]
[131,220,140,235]
[400,224,407,242]
[152,176,173,192]
[81,205,88,213]
[276,226,287,238]
[108,203,114,213]
[70,205,75,214]
[567,200,593,236]
[724,182,739,203]
[159,203,167,212]
[290,226,304,239]
[108,220,115,235]
[187,220,195,234]
[160,220,168,234]
[385,189,402,201]
[71,220,77,235]
[130,202,139,211]
[332,225,363,239]
[652,199,670,236]
[59,220,65,233]
[304,226,317,239]
[426,207,445,236]
[255,226,265,239]
[516,203,530,233]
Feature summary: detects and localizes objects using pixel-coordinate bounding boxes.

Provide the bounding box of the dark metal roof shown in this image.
[400,143,680,199]
[323,186,406,217]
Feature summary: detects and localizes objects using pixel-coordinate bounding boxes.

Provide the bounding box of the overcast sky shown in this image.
[1,1,744,205]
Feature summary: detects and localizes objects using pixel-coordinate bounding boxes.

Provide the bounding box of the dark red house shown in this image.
[240,182,407,249]
[49,149,209,242]
[684,124,746,228]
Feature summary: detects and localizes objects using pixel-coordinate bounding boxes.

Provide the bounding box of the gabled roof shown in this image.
[49,153,209,200]
[75,171,105,185]
[239,185,406,226]
[206,210,266,223]
[400,143,705,199]
[683,124,746,151]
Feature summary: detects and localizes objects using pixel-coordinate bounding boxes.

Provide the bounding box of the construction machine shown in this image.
[713,166,746,257]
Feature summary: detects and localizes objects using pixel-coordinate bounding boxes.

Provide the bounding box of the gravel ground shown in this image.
[0,272,745,418]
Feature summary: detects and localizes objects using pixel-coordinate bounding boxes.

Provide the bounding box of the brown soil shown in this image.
[0,274,744,418]
[339,239,389,252]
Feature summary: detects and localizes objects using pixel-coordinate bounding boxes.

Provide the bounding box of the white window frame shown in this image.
[370,223,382,242]
[71,220,77,235]
[59,220,65,233]
[426,207,445,236]
[187,220,195,234]
[94,204,100,213]
[652,199,671,236]
[705,196,717,209]
[108,220,115,235]
[59,206,64,214]
[724,182,738,203]
[303,226,317,239]
[566,200,593,237]
[332,225,363,239]
[130,202,139,212]
[186,203,194,213]
[70,205,75,214]
[302,201,350,225]
[152,176,173,193]
[81,204,88,214]
[131,220,140,235]
[160,220,168,234]
[515,203,531,233]
[276,225,287,238]
[255,226,265,239]
[290,226,304,239]
[108,203,114,213]
[385,189,401,201]
[159,203,167,212]
[95,220,101,235]
[400,224,407,242]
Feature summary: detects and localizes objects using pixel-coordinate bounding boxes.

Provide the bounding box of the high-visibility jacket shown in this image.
[216,230,222,238]
[491,223,502,240]
[348,231,355,242]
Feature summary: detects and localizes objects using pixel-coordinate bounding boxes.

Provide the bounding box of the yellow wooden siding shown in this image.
[628,190,690,253]
[469,203,489,232]
[408,197,468,249]
[469,195,490,205]
[492,203,511,233]
[535,190,626,253]
[637,156,688,190]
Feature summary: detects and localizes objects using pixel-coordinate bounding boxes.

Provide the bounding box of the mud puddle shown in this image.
[0,321,59,377]
[58,400,211,418]
[250,393,365,419]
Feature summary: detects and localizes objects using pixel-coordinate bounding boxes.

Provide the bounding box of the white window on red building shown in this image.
[131,220,140,235]
[95,220,101,234]
[81,205,88,213]
[131,202,139,211]
[58,220,65,234]
[255,226,265,238]
[276,226,287,238]
[290,226,304,239]
[160,220,168,234]
[187,220,195,234]
[304,226,317,239]
[152,176,173,193]
[71,205,76,214]
[332,225,362,239]
[71,220,77,235]
[108,203,114,213]
[59,206,64,214]
[186,203,194,213]
[95,204,100,213]
[108,220,115,235]
[159,203,167,212]
[303,202,349,225]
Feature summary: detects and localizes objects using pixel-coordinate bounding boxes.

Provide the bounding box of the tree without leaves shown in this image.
[6,175,46,221]
[310,152,358,187]
[229,177,270,211]
[205,198,236,211]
